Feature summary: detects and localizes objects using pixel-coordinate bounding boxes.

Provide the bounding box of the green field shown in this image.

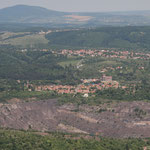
[0,32,28,40]
[0,33,48,47]
[58,59,81,67]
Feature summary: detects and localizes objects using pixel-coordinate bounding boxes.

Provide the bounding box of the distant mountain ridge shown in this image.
[1,5,150,26]
[0,5,68,23]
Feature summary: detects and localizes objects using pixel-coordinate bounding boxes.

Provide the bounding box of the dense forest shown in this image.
[0,45,80,85]
[46,26,150,49]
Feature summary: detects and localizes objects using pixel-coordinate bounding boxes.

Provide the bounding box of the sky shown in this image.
[0,0,150,12]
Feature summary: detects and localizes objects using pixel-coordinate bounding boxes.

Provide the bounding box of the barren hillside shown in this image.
[0,99,150,138]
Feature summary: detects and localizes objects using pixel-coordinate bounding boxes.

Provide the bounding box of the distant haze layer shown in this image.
[0,0,150,12]
[1,5,150,26]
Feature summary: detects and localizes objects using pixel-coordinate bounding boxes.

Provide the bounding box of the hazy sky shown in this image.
[0,0,150,12]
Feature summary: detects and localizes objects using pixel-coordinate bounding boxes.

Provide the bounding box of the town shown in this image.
[52,49,150,60]
[26,75,120,96]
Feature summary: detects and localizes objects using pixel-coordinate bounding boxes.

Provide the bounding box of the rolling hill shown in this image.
[45,26,150,49]
[0,5,68,24]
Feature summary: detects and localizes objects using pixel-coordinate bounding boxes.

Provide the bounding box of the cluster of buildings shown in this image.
[53,49,150,60]
[19,48,150,61]
[33,75,119,95]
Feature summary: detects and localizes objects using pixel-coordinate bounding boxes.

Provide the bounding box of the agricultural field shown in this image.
[0,32,48,47]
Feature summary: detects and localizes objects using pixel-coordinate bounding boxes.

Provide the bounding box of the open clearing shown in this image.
[58,59,81,67]
[0,33,48,47]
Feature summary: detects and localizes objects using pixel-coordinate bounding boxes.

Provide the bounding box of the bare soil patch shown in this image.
[0,100,150,138]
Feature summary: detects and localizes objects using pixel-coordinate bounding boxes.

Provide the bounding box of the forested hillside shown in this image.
[0,45,80,84]
[46,26,150,49]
